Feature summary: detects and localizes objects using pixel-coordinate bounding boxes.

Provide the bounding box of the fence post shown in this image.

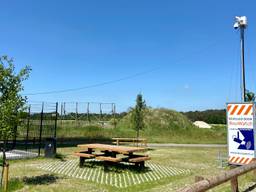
[100,103,103,127]
[231,177,238,192]
[25,105,31,150]
[112,103,116,128]
[54,102,58,139]
[76,102,78,123]
[63,102,66,115]
[38,102,44,156]
[60,102,63,125]
[87,102,90,123]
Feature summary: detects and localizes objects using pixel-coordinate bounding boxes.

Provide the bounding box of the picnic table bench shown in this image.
[74,143,150,168]
[112,137,148,147]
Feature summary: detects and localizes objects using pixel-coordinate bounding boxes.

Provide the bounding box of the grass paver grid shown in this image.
[36,159,190,188]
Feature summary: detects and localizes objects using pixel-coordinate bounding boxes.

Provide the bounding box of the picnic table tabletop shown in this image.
[77,143,146,154]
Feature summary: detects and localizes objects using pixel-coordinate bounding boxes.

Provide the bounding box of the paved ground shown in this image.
[36,159,190,188]
[0,150,38,160]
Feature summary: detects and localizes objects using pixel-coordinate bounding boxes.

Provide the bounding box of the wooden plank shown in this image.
[77,143,146,154]
[96,156,122,163]
[129,156,151,163]
[177,162,256,192]
[74,152,95,158]
[74,150,94,153]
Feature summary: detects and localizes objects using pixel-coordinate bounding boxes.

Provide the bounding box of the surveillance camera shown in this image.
[234,16,247,29]
[233,22,239,29]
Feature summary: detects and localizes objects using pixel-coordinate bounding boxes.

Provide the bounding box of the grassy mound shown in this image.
[115,108,226,144]
[118,108,194,130]
[57,108,227,144]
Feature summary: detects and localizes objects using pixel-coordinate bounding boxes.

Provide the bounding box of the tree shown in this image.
[0,56,31,169]
[245,89,255,102]
[131,94,146,141]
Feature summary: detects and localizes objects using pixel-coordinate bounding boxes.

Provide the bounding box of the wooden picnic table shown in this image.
[75,143,150,168]
[112,137,148,147]
[77,143,145,154]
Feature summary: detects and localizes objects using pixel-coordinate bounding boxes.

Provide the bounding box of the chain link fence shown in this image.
[3,102,58,158]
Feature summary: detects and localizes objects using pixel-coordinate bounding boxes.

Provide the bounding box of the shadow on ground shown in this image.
[54,153,67,161]
[23,174,60,185]
[243,183,256,192]
[82,160,151,174]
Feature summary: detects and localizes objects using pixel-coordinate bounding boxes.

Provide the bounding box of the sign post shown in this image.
[227,103,255,165]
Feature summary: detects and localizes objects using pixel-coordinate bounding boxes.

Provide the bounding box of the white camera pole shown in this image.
[234,16,247,102]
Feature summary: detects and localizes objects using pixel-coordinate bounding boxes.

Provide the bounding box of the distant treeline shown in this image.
[182,109,226,124]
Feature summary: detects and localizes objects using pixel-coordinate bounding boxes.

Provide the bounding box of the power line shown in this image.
[23,41,218,96]
[24,67,160,95]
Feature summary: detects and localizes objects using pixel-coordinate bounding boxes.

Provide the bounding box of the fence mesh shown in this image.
[0,101,116,159]
[10,102,57,157]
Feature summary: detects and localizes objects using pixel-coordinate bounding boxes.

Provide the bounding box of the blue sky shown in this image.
[1,0,256,112]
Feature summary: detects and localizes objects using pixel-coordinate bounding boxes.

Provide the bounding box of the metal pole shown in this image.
[38,102,44,156]
[54,102,58,155]
[240,27,246,102]
[60,102,63,125]
[76,102,78,127]
[76,102,78,120]
[100,103,103,127]
[25,105,31,150]
[112,103,116,129]
[54,102,58,139]
[87,102,90,123]
[64,102,66,116]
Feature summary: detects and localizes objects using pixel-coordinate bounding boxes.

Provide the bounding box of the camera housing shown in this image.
[234,16,247,29]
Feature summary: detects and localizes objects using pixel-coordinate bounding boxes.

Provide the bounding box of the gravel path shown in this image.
[148,143,227,148]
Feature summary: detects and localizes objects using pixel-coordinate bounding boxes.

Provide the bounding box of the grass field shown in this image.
[55,108,227,144]
[5,146,256,192]
[56,122,227,144]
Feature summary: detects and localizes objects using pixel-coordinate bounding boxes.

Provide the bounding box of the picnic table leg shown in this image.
[103,161,108,171]
[140,161,145,168]
[80,157,85,167]
[88,148,93,154]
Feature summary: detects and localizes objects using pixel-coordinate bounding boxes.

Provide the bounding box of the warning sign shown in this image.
[227,103,255,165]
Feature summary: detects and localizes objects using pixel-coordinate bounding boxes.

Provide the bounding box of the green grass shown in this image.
[0,178,24,192]
[56,108,227,144]
[4,146,256,191]
[57,124,227,144]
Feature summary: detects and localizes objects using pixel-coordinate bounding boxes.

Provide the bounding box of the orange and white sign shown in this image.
[227,103,255,165]
[228,156,253,165]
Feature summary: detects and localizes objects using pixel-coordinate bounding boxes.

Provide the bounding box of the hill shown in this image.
[57,108,227,144]
[115,108,226,144]
[118,108,194,130]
